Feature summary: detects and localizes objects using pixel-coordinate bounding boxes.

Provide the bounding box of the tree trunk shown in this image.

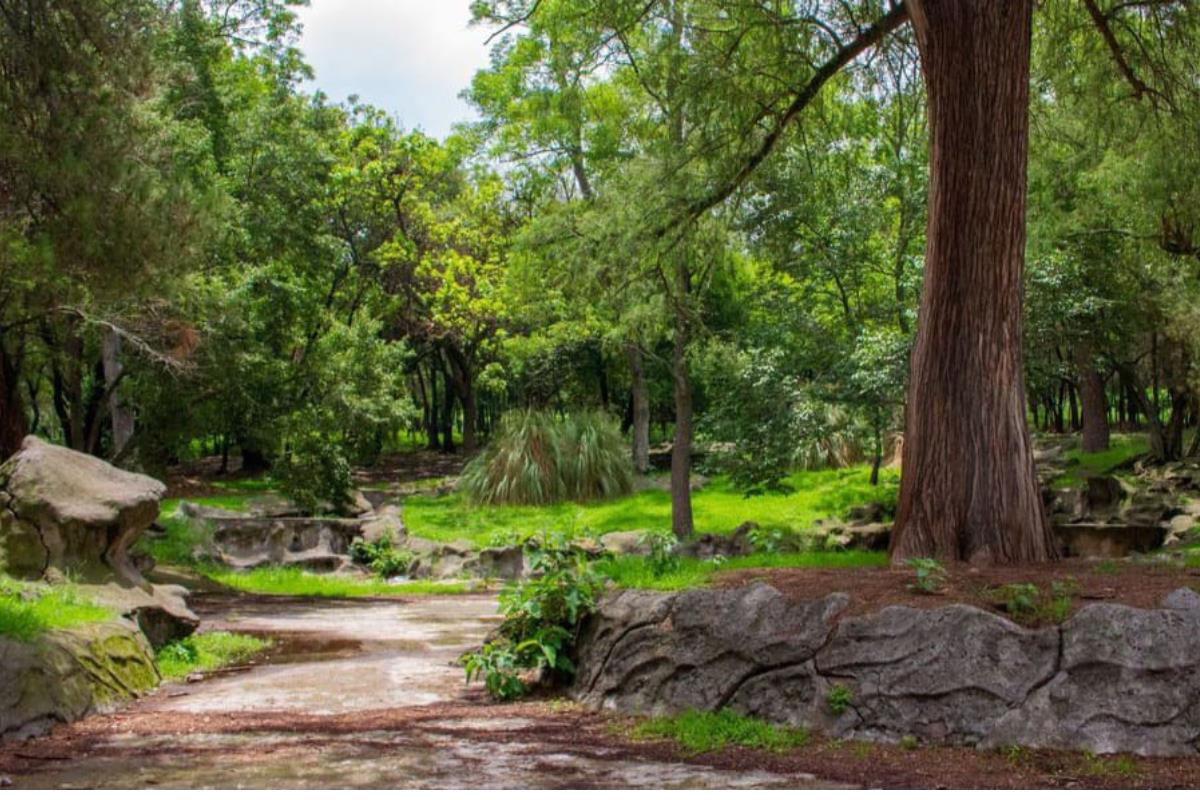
[1077,346,1110,454]
[440,361,455,454]
[670,325,694,539]
[102,328,135,457]
[628,343,651,474]
[0,341,27,460]
[892,0,1056,565]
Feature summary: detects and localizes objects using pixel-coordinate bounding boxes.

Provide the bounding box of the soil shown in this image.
[716,558,1200,625]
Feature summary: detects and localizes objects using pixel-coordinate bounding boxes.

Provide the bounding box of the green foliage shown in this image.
[156,631,270,681]
[135,514,213,567]
[905,558,947,595]
[0,580,113,641]
[990,579,1078,625]
[461,409,633,506]
[409,466,898,547]
[747,527,786,554]
[597,550,887,592]
[349,535,414,578]
[826,684,854,716]
[630,709,809,755]
[201,567,467,598]
[1050,435,1149,489]
[638,530,680,577]
[461,532,603,699]
[272,427,356,515]
[898,735,919,751]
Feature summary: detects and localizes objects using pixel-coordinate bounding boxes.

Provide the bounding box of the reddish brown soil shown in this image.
[2,701,1198,789]
[716,560,1200,625]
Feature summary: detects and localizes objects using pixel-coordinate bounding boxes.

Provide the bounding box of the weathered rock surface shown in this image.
[0,437,164,584]
[74,583,198,649]
[574,585,849,716]
[0,621,158,740]
[573,585,1200,756]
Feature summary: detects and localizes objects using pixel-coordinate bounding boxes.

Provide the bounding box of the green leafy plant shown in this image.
[460,410,633,506]
[747,527,785,554]
[460,531,604,699]
[349,534,414,578]
[905,557,947,595]
[639,529,680,577]
[827,684,854,716]
[994,582,1040,621]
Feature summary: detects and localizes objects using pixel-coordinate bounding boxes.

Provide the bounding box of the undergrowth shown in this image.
[629,709,809,755]
[156,631,271,681]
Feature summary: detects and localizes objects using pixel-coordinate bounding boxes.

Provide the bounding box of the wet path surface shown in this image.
[1,593,847,789]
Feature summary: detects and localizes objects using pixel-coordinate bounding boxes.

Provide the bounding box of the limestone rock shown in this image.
[983,602,1200,756]
[573,585,848,716]
[815,604,1059,744]
[0,437,164,585]
[75,583,199,649]
[0,621,158,740]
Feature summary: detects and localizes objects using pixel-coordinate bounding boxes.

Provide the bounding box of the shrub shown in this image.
[827,684,854,716]
[905,557,947,595]
[638,529,679,577]
[273,430,355,514]
[460,409,633,506]
[349,534,414,578]
[460,532,603,699]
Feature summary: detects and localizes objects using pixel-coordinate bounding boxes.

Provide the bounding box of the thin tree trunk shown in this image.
[628,343,650,474]
[101,328,134,457]
[892,0,1056,565]
[1077,345,1110,453]
[670,321,694,539]
[0,341,27,459]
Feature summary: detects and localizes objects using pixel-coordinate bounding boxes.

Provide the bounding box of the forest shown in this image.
[2,0,1200,790]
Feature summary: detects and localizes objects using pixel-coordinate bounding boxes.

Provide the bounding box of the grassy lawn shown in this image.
[1051,433,1149,489]
[156,631,271,681]
[0,579,114,641]
[200,566,471,598]
[629,709,809,754]
[406,466,900,547]
[599,550,888,591]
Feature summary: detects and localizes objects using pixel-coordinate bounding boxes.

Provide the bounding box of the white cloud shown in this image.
[295,0,491,138]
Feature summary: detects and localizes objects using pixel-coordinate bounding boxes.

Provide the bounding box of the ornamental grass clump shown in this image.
[461,409,633,505]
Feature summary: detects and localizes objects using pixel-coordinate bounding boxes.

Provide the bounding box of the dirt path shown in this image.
[0,593,844,789]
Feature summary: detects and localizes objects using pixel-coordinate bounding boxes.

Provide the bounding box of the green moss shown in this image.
[406,466,899,547]
[0,579,114,641]
[1051,434,1148,489]
[597,550,887,591]
[630,709,809,754]
[200,566,470,597]
[156,631,271,681]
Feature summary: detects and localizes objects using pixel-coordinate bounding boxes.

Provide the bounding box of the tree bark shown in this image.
[627,343,651,474]
[670,324,694,539]
[891,0,1056,565]
[1077,345,1110,453]
[0,341,27,460]
[102,327,134,457]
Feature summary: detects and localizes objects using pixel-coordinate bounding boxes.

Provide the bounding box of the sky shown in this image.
[295,0,492,139]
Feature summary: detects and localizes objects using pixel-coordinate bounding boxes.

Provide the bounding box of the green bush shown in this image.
[905,557,947,595]
[272,428,355,514]
[460,531,604,699]
[460,409,633,506]
[349,534,414,578]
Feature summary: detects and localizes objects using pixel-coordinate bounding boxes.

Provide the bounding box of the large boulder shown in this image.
[814,604,1059,744]
[0,437,164,585]
[983,592,1200,756]
[573,585,849,715]
[0,620,159,740]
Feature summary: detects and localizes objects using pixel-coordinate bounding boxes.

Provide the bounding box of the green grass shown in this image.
[406,466,899,547]
[159,494,252,517]
[1051,433,1149,489]
[598,550,888,591]
[136,513,213,566]
[156,631,271,681]
[0,579,114,641]
[200,566,470,597]
[630,709,809,754]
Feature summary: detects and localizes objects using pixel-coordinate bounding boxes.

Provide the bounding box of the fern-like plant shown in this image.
[460,409,633,506]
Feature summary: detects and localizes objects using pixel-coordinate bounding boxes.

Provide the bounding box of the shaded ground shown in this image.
[3,590,1200,788]
[717,559,1200,624]
[0,593,835,789]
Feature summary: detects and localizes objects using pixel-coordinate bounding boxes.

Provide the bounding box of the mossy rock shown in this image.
[0,621,158,739]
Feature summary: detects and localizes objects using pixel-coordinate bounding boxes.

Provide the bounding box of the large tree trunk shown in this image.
[670,326,694,539]
[891,0,1056,565]
[0,341,27,460]
[1077,345,1110,454]
[628,343,651,474]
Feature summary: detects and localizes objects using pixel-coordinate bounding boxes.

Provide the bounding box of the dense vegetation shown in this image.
[2,1,1198,565]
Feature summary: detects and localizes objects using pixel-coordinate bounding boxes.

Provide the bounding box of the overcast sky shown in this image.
[295,0,492,139]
